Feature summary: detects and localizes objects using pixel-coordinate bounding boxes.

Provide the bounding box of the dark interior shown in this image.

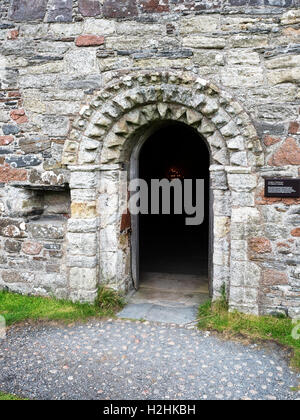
[139,122,210,276]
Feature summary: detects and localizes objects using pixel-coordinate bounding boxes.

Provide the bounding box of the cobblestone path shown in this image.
[0,319,299,400]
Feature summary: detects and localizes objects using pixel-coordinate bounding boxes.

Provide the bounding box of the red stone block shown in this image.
[0,165,27,182]
[75,35,105,47]
[22,241,43,255]
[7,30,19,40]
[288,121,299,134]
[8,91,21,98]
[10,109,28,124]
[291,228,300,237]
[0,136,14,146]
[140,0,169,13]
[261,269,288,294]
[268,137,300,166]
[249,237,272,254]
[263,135,281,147]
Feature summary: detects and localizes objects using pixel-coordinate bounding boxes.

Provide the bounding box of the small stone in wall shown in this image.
[71,202,97,218]
[249,237,272,254]
[4,239,22,253]
[0,136,14,146]
[75,35,105,47]
[140,0,169,13]
[102,0,138,18]
[9,0,48,21]
[22,241,43,255]
[0,165,27,182]
[289,122,299,134]
[263,135,281,147]
[10,109,28,124]
[46,0,73,22]
[291,228,300,237]
[7,30,19,40]
[3,225,21,238]
[5,155,42,168]
[262,269,289,290]
[2,125,19,135]
[78,0,101,17]
[268,137,300,166]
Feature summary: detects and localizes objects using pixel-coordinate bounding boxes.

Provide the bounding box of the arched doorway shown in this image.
[64,70,261,315]
[131,121,210,305]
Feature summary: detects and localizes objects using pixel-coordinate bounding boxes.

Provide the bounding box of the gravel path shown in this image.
[0,319,299,400]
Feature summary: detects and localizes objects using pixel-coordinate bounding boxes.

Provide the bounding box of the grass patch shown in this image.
[0,287,125,326]
[0,392,28,400]
[197,299,300,370]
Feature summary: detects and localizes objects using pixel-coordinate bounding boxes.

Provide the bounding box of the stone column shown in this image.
[67,165,100,303]
[99,165,131,293]
[210,165,231,299]
[227,167,261,315]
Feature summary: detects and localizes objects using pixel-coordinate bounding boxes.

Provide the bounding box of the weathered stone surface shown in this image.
[68,218,98,233]
[0,136,14,146]
[34,115,70,137]
[10,109,28,124]
[228,174,257,192]
[27,222,65,240]
[70,171,98,189]
[71,202,97,218]
[75,35,105,47]
[67,232,97,256]
[6,155,42,168]
[180,15,219,34]
[9,0,48,21]
[263,135,281,147]
[7,29,19,40]
[214,216,230,239]
[183,36,226,49]
[102,0,138,18]
[46,0,73,23]
[249,237,272,254]
[2,270,34,284]
[4,239,22,253]
[288,122,299,135]
[291,228,300,237]
[78,0,101,17]
[231,261,261,289]
[261,269,289,291]
[222,67,264,88]
[64,49,97,75]
[0,165,27,182]
[67,255,97,268]
[22,241,43,255]
[2,125,19,136]
[69,267,97,290]
[140,0,169,13]
[267,68,300,85]
[268,138,300,166]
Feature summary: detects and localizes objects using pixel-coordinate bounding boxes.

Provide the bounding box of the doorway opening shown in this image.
[132,121,210,308]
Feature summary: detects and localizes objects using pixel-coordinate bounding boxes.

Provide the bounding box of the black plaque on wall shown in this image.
[265,178,300,198]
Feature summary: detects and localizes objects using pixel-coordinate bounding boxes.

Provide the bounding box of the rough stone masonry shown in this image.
[0,0,299,317]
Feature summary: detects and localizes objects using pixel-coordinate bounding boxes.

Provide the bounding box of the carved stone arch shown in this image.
[62,70,263,167]
[64,70,264,316]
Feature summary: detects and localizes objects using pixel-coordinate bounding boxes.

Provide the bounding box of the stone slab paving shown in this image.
[118,303,199,324]
[0,319,299,400]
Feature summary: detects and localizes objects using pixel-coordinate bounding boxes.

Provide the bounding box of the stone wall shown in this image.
[0,1,299,317]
